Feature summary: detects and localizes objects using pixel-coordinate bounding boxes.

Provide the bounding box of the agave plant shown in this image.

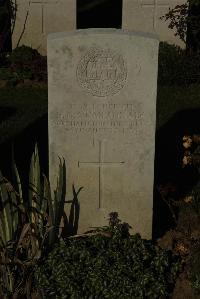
[0,172,19,297]
[28,146,69,247]
[0,144,70,298]
[0,146,47,297]
[0,172,19,248]
[43,157,66,246]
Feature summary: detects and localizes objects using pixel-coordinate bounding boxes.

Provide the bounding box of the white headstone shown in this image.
[122,0,187,48]
[12,0,76,55]
[48,29,159,239]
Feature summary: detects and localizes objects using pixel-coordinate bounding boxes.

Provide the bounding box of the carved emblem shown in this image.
[77,48,127,97]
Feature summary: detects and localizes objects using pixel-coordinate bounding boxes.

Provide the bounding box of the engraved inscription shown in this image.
[76,48,127,97]
[51,103,144,135]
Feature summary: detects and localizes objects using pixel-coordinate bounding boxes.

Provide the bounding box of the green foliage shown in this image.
[7,45,47,81]
[0,172,18,248]
[160,2,188,44]
[44,157,67,246]
[182,135,200,216]
[0,144,70,298]
[0,67,15,80]
[160,0,200,51]
[181,134,200,295]
[35,213,181,299]
[158,42,200,85]
[189,241,200,295]
[0,144,47,297]
[9,45,40,64]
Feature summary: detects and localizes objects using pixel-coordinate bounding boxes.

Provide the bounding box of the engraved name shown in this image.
[51,104,144,134]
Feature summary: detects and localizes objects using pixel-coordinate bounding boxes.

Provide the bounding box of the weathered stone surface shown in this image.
[122,0,187,48]
[12,0,76,55]
[48,29,159,239]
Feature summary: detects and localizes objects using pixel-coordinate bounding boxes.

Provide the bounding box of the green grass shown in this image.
[0,87,47,144]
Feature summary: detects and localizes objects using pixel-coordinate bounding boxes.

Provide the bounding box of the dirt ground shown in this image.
[157,204,200,299]
[0,79,47,89]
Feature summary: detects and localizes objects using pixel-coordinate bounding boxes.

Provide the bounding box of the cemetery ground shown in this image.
[0,45,200,298]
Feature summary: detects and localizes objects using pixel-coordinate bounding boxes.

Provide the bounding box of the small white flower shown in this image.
[183,135,192,148]
[183,195,193,203]
[182,155,192,166]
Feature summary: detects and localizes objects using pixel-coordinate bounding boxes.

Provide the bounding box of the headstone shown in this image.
[12,0,76,55]
[48,29,159,239]
[122,0,187,48]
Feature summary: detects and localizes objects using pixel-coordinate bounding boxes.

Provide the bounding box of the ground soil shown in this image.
[0,79,47,89]
[157,204,200,299]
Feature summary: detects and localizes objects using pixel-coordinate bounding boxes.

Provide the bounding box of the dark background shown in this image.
[77,0,122,29]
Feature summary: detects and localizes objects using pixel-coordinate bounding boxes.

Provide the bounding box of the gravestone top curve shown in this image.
[48,28,159,40]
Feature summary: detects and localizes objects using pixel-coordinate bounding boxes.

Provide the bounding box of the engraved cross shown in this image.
[78,140,125,209]
[30,0,59,34]
[141,0,170,29]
